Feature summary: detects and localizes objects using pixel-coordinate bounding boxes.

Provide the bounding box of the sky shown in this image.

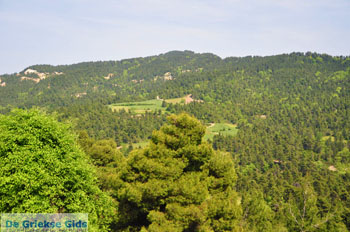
[0,0,349,74]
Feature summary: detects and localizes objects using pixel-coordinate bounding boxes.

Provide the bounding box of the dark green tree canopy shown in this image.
[115,113,242,231]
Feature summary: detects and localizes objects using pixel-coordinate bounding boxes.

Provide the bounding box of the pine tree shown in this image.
[114,113,242,231]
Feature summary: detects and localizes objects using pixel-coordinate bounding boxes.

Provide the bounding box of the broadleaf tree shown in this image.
[0,109,115,231]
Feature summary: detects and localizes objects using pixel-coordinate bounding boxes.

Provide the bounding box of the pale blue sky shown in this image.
[0,0,349,74]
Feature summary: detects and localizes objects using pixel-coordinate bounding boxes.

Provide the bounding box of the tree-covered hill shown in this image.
[1,51,350,230]
[0,51,349,141]
[1,51,348,111]
[0,51,220,109]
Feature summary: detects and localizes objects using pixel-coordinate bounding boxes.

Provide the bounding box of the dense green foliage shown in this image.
[1,51,350,231]
[113,114,242,231]
[57,102,166,145]
[0,110,115,231]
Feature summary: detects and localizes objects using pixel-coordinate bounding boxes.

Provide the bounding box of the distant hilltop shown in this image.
[0,50,349,110]
[2,50,350,76]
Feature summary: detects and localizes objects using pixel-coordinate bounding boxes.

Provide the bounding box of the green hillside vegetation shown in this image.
[120,123,239,152]
[164,96,187,104]
[204,123,238,141]
[113,114,242,231]
[109,99,165,114]
[109,96,188,114]
[118,141,149,153]
[1,51,350,230]
[0,109,115,231]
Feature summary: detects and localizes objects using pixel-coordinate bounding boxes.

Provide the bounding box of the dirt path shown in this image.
[185,94,194,104]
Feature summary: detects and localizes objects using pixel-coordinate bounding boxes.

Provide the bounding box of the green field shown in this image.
[109,99,164,113]
[109,97,186,114]
[204,123,238,140]
[165,96,186,104]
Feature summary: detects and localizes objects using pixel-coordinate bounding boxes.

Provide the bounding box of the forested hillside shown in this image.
[1,51,350,231]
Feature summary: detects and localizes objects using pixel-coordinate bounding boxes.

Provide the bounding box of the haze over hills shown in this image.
[1,50,350,230]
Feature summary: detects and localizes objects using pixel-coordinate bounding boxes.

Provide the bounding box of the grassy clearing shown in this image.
[165,96,186,104]
[109,96,187,114]
[204,123,238,141]
[109,99,164,113]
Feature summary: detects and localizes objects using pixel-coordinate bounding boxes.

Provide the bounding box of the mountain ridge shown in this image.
[1,50,349,112]
[3,50,350,76]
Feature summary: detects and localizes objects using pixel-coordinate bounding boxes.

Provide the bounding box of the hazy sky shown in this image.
[1,0,349,74]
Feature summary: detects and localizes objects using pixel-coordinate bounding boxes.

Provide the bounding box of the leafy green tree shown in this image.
[114,113,242,231]
[0,109,115,231]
